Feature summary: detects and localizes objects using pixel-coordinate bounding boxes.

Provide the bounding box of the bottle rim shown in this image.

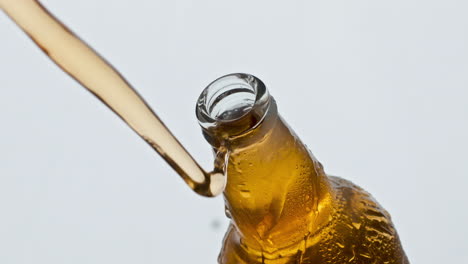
[196,73,271,136]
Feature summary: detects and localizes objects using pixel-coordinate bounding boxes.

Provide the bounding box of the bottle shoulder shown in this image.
[218,176,409,264]
[312,175,409,264]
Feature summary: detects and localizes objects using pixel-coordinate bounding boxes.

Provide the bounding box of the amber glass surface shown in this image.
[198,74,409,264]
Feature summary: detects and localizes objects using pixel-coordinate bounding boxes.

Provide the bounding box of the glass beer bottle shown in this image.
[196,73,409,264]
[1,2,410,262]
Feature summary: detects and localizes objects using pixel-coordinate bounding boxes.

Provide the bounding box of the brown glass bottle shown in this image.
[197,74,409,264]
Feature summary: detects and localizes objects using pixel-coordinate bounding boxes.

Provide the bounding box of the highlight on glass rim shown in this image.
[0,1,410,263]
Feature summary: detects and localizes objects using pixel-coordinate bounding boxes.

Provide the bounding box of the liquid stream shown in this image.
[0,0,226,197]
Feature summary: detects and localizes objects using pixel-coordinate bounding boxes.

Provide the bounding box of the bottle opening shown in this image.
[200,74,257,121]
[196,73,271,135]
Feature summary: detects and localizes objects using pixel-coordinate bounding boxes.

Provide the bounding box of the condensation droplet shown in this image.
[352,222,362,230]
[225,207,232,219]
[240,189,251,198]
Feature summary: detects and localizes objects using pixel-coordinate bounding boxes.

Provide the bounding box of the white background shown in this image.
[1,0,467,263]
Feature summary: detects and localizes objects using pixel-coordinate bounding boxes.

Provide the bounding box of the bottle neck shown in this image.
[197,74,335,253]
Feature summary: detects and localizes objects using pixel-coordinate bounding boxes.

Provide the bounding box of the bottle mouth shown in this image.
[196,73,270,135]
